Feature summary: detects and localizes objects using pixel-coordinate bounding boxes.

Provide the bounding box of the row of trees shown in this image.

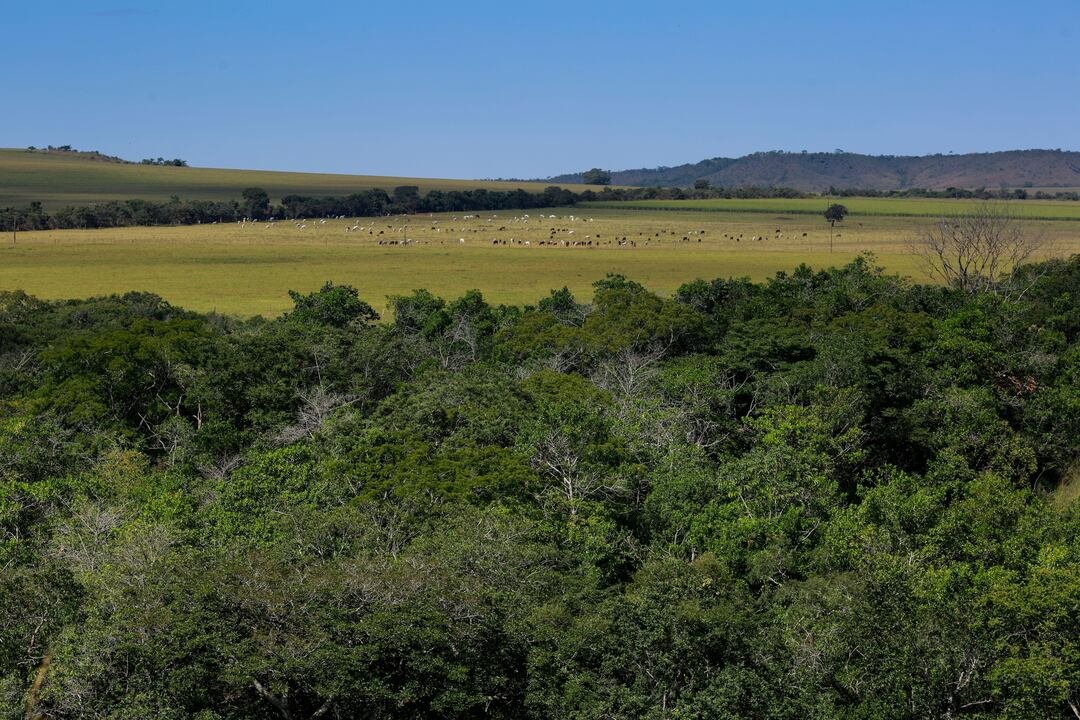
[826,185,1080,201]
[140,157,188,167]
[0,186,579,231]
[590,183,808,200]
[275,185,580,219]
[1,251,1078,717]
[23,146,128,163]
[271,184,810,219]
[1,198,250,231]
[1,182,816,231]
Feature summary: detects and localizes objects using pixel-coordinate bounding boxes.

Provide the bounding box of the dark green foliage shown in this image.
[582,168,613,185]
[240,186,270,219]
[2,259,1079,718]
[287,282,380,328]
[824,202,849,226]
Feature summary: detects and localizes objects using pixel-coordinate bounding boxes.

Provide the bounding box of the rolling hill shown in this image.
[547,149,1080,191]
[0,148,600,209]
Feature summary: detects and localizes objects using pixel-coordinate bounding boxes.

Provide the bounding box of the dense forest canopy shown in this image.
[2,255,1079,718]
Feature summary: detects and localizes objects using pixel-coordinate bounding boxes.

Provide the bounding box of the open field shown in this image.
[0,149,603,209]
[586,196,1080,220]
[2,207,1077,317]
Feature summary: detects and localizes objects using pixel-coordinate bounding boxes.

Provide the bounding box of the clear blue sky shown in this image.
[4,0,1078,178]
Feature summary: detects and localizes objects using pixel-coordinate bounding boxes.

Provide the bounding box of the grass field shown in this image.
[2,206,1077,317]
[0,149,602,209]
[586,197,1080,220]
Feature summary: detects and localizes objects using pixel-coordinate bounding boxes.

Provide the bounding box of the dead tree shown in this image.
[918,201,1046,295]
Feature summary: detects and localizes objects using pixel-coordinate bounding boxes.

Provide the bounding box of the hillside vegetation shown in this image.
[2,256,1078,718]
[549,149,1080,191]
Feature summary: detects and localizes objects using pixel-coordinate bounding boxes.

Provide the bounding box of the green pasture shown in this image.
[3,206,1076,317]
[585,196,1080,220]
[0,149,600,209]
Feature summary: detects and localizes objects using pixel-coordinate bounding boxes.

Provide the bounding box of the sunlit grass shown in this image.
[588,197,1080,220]
[2,207,1076,317]
[0,148,603,208]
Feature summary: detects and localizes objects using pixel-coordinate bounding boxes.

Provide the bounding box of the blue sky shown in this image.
[3,0,1078,178]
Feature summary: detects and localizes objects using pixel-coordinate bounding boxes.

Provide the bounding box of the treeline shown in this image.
[6,181,1077,234]
[0,183,816,232]
[274,184,806,218]
[826,184,1080,201]
[1,198,251,231]
[0,186,587,231]
[277,184,579,218]
[140,157,188,167]
[1,255,1078,718]
[23,145,129,163]
[0,186,578,231]
[588,183,808,200]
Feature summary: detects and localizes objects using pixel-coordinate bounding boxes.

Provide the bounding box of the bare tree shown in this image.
[442,312,481,367]
[274,388,358,445]
[917,201,1046,295]
[196,452,243,481]
[531,431,625,515]
[591,345,665,407]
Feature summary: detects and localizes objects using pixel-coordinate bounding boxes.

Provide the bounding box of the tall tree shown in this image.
[583,168,613,186]
[241,187,271,220]
[824,203,848,252]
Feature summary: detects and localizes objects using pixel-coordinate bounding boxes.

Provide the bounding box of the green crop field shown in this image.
[0,149,602,209]
[586,196,1080,220]
[3,206,1077,317]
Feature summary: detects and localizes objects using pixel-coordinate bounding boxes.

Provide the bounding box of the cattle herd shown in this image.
[233,211,833,249]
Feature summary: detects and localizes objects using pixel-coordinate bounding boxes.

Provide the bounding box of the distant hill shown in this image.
[546,150,1080,191]
[0,148,601,209]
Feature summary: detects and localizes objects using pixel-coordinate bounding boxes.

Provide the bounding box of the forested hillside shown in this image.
[2,256,1079,718]
[549,149,1080,191]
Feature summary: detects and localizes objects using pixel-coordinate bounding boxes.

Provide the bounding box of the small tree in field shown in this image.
[824,203,848,252]
[918,201,1045,296]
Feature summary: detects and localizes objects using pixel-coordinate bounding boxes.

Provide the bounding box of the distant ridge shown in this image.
[544,150,1080,191]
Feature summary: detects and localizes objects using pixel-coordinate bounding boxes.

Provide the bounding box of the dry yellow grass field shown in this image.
[2,207,1077,316]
